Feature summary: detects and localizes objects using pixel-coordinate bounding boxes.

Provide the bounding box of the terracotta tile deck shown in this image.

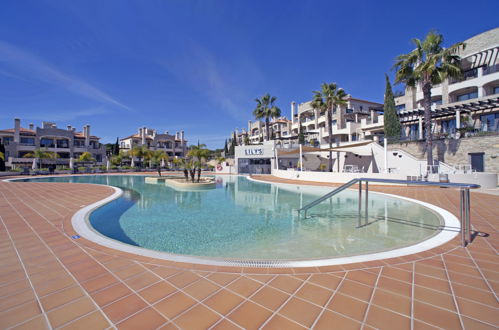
[0,174,498,329]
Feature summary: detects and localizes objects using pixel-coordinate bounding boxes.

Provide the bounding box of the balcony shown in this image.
[449,68,478,84]
[483,64,499,75]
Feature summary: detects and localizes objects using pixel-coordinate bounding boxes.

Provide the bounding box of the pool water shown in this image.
[20,175,443,260]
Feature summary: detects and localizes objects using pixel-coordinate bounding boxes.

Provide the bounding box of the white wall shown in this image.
[272,169,497,189]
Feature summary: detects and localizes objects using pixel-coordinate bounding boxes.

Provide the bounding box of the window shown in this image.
[40,138,55,148]
[395,104,406,112]
[74,139,85,147]
[457,91,478,101]
[56,139,69,148]
[20,137,35,145]
[2,137,13,145]
[494,86,499,95]
[332,120,337,126]
[440,119,456,134]
[480,113,499,132]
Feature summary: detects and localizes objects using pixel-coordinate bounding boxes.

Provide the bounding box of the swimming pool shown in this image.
[16,175,458,265]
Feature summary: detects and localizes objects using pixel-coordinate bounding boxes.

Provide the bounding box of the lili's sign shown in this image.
[245,148,264,156]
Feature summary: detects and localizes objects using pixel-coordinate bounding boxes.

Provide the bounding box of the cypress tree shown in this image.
[114,137,120,155]
[383,74,401,141]
[224,139,228,155]
[0,139,5,171]
[298,122,305,145]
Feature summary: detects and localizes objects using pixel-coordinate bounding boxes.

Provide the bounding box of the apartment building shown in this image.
[119,127,187,158]
[291,96,384,146]
[0,118,106,167]
[395,28,499,141]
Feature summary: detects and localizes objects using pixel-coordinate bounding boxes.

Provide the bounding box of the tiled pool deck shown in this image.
[0,174,498,329]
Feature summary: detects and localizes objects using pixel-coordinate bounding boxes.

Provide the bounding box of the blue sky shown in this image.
[1,0,498,148]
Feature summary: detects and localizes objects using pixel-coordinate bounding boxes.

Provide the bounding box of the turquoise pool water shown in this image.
[19,175,443,260]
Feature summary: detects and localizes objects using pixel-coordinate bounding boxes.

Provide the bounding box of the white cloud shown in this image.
[0,40,130,110]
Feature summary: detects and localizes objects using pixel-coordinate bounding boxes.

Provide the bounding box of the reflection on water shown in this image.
[19,175,443,259]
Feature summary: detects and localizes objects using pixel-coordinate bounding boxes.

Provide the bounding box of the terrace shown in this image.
[0,173,497,329]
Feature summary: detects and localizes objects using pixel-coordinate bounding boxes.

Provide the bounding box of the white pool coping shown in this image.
[7,174,460,268]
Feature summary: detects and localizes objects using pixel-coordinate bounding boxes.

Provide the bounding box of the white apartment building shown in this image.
[120,127,187,158]
[395,28,499,141]
[291,96,384,146]
[0,118,106,167]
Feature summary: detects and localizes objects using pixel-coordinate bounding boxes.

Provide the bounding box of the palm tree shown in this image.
[311,83,347,172]
[393,31,465,168]
[23,148,59,169]
[79,152,95,162]
[0,151,4,161]
[150,150,169,177]
[129,145,150,168]
[253,94,281,141]
[187,144,210,182]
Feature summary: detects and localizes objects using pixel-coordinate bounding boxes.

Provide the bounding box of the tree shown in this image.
[187,144,210,182]
[228,139,235,156]
[298,122,305,145]
[149,150,169,177]
[383,74,402,140]
[23,148,59,169]
[79,152,95,162]
[393,30,465,168]
[114,137,120,155]
[311,83,347,172]
[253,94,281,141]
[0,139,5,171]
[129,145,150,168]
[223,139,228,155]
[243,135,249,145]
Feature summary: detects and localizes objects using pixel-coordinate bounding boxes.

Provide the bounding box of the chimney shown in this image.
[165,130,169,135]
[29,123,34,130]
[141,126,146,145]
[291,102,296,123]
[138,127,142,135]
[180,130,185,147]
[14,118,21,143]
[67,125,72,131]
[84,125,90,147]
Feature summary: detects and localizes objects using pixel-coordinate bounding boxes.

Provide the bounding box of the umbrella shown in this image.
[149,159,152,168]
[130,157,135,167]
[161,158,166,168]
[32,158,37,170]
[69,157,74,169]
[106,159,111,171]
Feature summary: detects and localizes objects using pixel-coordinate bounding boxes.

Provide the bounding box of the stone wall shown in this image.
[389,135,499,174]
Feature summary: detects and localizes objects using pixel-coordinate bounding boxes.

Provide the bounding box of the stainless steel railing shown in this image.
[297,178,480,247]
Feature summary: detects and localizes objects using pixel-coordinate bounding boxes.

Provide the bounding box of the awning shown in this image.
[326,141,375,156]
[469,47,499,69]
[278,146,324,156]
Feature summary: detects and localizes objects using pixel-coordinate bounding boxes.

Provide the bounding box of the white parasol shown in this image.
[32,158,37,170]
[106,158,111,171]
[69,157,74,169]
[130,157,135,167]
[161,158,166,168]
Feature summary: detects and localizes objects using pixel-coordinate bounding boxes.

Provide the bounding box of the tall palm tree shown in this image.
[311,83,347,172]
[0,151,4,161]
[23,148,59,169]
[393,31,465,168]
[253,94,281,141]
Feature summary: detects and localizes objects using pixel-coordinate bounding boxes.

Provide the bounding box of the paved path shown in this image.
[0,175,497,329]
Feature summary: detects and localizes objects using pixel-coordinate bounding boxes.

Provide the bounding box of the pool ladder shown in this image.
[297,178,479,247]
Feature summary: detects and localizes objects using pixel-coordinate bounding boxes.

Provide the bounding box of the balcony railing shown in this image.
[483,64,499,75]
[449,68,478,84]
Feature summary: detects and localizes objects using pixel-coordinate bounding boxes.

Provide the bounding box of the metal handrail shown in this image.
[298,179,358,217]
[298,177,480,247]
